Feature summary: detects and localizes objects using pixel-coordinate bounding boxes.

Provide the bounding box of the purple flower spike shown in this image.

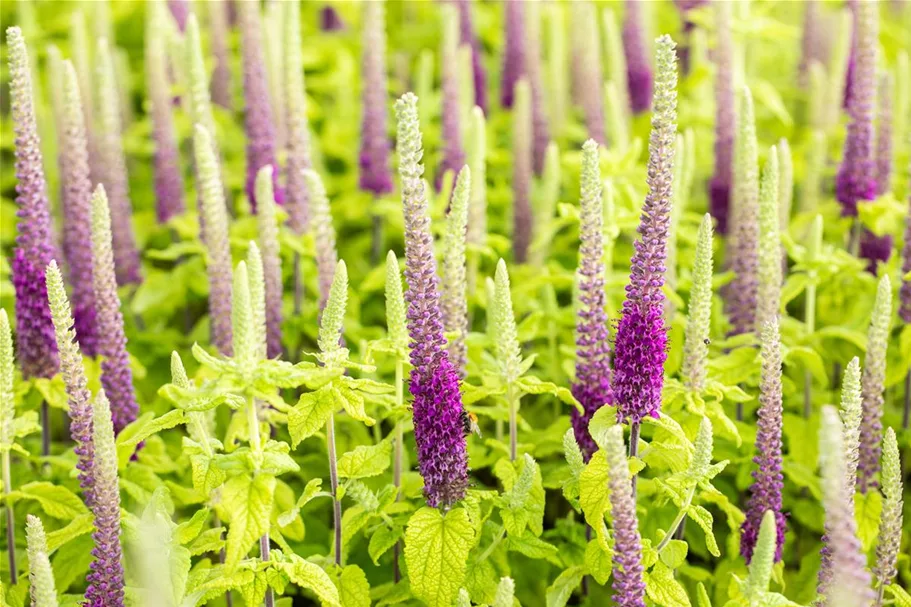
[572,140,613,461]
[709,2,735,234]
[359,1,394,196]
[612,36,677,426]
[622,0,653,114]
[60,61,99,357]
[239,0,281,212]
[571,2,606,145]
[6,26,60,380]
[604,426,646,607]
[524,1,550,175]
[321,6,346,32]
[741,320,786,564]
[396,93,469,508]
[875,73,893,197]
[455,0,487,113]
[674,0,707,73]
[148,0,185,224]
[209,0,233,110]
[501,0,525,109]
[167,0,189,31]
[859,231,893,272]
[437,4,466,192]
[835,0,878,218]
[512,80,533,264]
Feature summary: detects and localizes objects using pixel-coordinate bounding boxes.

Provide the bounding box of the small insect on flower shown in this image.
[704,338,711,345]
[461,409,482,438]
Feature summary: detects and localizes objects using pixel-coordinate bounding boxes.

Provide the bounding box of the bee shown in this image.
[703,338,711,345]
[461,410,482,438]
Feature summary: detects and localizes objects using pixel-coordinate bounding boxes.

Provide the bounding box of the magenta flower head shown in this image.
[320,5,346,32]
[709,1,735,234]
[239,0,281,212]
[612,35,677,426]
[835,0,878,217]
[455,0,487,113]
[501,0,525,108]
[359,0,394,196]
[395,93,469,509]
[6,26,60,380]
[741,320,786,564]
[571,140,613,461]
[622,0,653,114]
[437,4,466,192]
[859,231,893,272]
[167,0,189,31]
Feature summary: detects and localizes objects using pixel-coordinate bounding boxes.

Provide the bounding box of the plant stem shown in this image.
[803,274,817,418]
[655,485,695,553]
[40,400,49,457]
[3,451,16,585]
[392,359,404,583]
[876,582,885,607]
[903,370,910,430]
[247,397,273,607]
[476,526,506,563]
[293,252,303,316]
[507,382,518,461]
[261,534,273,607]
[629,422,640,501]
[327,411,342,566]
[371,212,383,265]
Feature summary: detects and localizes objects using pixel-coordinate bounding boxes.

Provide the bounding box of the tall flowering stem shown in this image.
[874,428,903,603]
[395,93,468,508]
[467,106,487,250]
[835,0,878,219]
[1,311,18,583]
[6,26,59,382]
[96,38,142,286]
[622,0,653,114]
[613,36,677,429]
[194,125,233,356]
[255,167,284,359]
[604,426,646,607]
[147,0,185,223]
[25,515,57,607]
[442,167,471,378]
[303,170,339,310]
[682,214,714,392]
[902,179,911,429]
[59,61,99,356]
[740,320,786,563]
[572,2,606,145]
[857,275,892,493]
[512,79,533,263]
[571,140,612,461]
[709,1,735,234]
[493,260,523,461]
[524,1,549,175]
[438,4,465,191]
[91,185,139,434]
[238,0,281,212]
[756,148,781,330]
[501,0,525,108]
[70,12,97,184]
[875,73,893,197]
[209,0,233,110]
[455,0,486,113]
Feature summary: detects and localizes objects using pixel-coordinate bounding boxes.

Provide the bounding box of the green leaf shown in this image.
[337,386,376,426]
[404,506,475,607]
[260,440,301,476]
[513,376,581,412]
[288,387,337,447]
[504,532,560,563]
[696,583,713,607]
[338,440,392,479]
[175,508,210,545]
[854,490,882,553]
[887,584,911,607]
[116,410,188,467]
[32,376,68,411]
[584,540,613,585]
[645,562,692,607]
[368,525,403,565]
[45,514,94,553]
[659,539,689,569]
[275,554,341,607]
[544,565,584,607]
[222,473,275,569]
[686,505,720,557]
[334,565,371,607]
[500,454,543,537]
[9,482,88,520]
[579,453,609,542]
[278,478,325,528]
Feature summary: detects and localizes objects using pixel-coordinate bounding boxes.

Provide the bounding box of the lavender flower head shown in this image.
[255,166,283,359]
[395,93,469,508]
[321,6,346,32]
[612,35,677,425]
[359,0,394,196]
[59,61,99,356]
[167,0,189,31]
[209,0,233,110]
[622,0,653,114]
[284,0,313,233]
[873,428,903,590]
[524,1,549,175]
[455,0,487,113]
[7,26,59,380]
[681,214,714,392]
[571,140,613,461]
[875,73,893,196]
[859,230,893,272]
[302,170,339,310]
[25,515,57,607]
[239,0,281,211]
[437,3,466,191]
[512,79,533,263]
[835,0,878,217]
[857,274,892,493]
[709,1,735,234]
[741,320,786,563]
[572,2,606,145]
[604,425,646,607]
[501,0,525,108]
[83,390,126,607]
[91,185,139,435]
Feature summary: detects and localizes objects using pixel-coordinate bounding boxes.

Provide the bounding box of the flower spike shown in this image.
[442,167,471,377]
[756,148,781,330]
[438,3,465,191]
[512,79,533,263]
[709,1,735,233]
[25,515,57,607]
[255,166,283,359]
[604,425,646,607]
[682,214,714,392]
[359,0,394,197]
[501,0,525,108]
[303,169,339,310]
[873,428,903,590]
[622,0,653,114]
[857,275,892,493]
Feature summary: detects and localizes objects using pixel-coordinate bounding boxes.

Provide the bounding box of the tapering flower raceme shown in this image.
[622,0,653,114]
[283,0,313,233]
[523,1,549,175]
[741,320,786,563]
[493,259,522,387]
[571,140,613,461]
[186,15,220,155]
[603,425,646,607]
[45,261,95,505]
[90,185,139,435]
[725,87,760,337]
[167,0,189,30]
[26,515,57,607]
[7,26,60,380]
[682,214,714,392]
[875,73,893,196]
[817,357,863,599]
[673,0,707,73]
[359,0,394,196]
[147,0,185,224]
[395,93,468,508]
[245,243,267,361]
[571,2,606,145]
[743,511,777,601]
[318,261,348,368]
[0,311,13,448]
[385,251,410,356]
[262,2,286,156]
[602,9,630,127]
[512,79,533,263]
[835,0,878,217]
[902,187,911,324]
[501,0,525,108]
[320,6,346,32]
[441,167,471,377]
[455,0,486,113]
[613,36,677,426]
[303,170,339,310]
[798,1,825,88]
[194,125,233,356]
[709,1,735,234]
[756,149,781,330]
[857,275,892,493]
[467,106,487,248]
[96,38,142,286]
[818,405,875,607]
[84,390,125,607]
[238,0,281,211]
[59,61,99,356]
[231,261,256,370]
[437,4,465,191]
[70,12,98,183]
[874,428,903,590]
[209,0,233,110]
[255,166,283,359]
[777,139,793,232]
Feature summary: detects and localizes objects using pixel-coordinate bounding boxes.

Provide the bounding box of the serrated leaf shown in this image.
[337,386,376,426]
[222,473,275,569]
[338,440,392,479]
[368,525,403,565]
[887,584,911,607]
[278,478,325,528]
[505,532,560,563]
[584,540,613,585]
[9,482,88,520]
[334,565,371,607]
[545,565,584,607]
[659,539,688,569]
[116,410,188,467]
[275,554,341,607]
[579,453,609,543]
[404,507,474,607]
[513,376,581,412]
[288,387,337,447]
[175,508,210,545]
[853,490,882,553]
[686,505,720,557]
[645,562,691,607]
[45,514,94,553]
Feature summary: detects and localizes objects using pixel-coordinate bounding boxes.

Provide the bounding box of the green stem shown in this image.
[507,383,518,461]
[476,526,507,564]
[247,398,272,607]
[803,278,817,419]
[3,451,16,585]
[392,358,404,583]
[655,485,696,553]
[40,401,49,457]
[629,422,640,501]
[293,252,303,316]
[327,411,342,566]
